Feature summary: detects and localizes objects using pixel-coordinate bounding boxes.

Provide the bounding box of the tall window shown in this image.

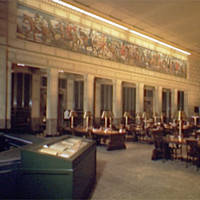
[177,90,184,111]
[74,80,84,111]
[58,78,66,90]
[57,78,67,129]
[11,71,32,129]
[40,76,47,119]
[74,80,84,126]
[101,84,113,113]
[144,86,154,116]
[12,73,32,109]
[122,86,136,116]
[162,88,171,121]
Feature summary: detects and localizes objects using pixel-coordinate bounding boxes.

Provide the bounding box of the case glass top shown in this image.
[38,137,88,158]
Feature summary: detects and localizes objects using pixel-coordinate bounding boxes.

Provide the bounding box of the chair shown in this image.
[151,131,171,160]
[186,140,200,169]
[169,140,182,160]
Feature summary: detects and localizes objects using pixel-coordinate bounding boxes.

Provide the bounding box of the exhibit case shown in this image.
[19,135,96,199]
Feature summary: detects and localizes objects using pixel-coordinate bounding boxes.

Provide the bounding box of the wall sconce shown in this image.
[69,111,77,128]
[84,111,92,129]
[101,111,109,129]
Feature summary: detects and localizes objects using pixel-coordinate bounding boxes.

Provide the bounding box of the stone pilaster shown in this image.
[94,79,101,125]
[113,79,122,125]
[171,88,178,117]
[184,90,189,116]
[83,74,94,127]
[45,68,58,136]
[31,72,41,132]
[84,74,94,114]
[6,61,12,129]
[95,80,101,118]
[166,89,171,119]
[136,83,144,114]
[66,77,74,110]
[0,48,7,129]
[154,86,162,114]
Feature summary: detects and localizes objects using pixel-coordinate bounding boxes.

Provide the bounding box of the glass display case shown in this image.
[19,135,96,200]
[38,137,88,158]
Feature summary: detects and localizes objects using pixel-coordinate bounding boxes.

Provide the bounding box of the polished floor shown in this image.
[89,142,200,200]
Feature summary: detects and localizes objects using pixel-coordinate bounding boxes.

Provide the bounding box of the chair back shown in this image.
[186,140,199,156]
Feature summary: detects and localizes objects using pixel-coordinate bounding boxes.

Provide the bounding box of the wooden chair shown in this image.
[151,131,171,160]
[170,141,182,160]
[186,140,200,169]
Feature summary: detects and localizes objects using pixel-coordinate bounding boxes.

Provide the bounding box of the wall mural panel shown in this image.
[17,4,187,78]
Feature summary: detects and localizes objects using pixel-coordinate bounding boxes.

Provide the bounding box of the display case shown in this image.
[19,135,96,199]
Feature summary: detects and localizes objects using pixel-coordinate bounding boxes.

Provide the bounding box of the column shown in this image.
[166,90,171,119]
[0,48,7,129]
[66,77,74,110]
[84,74,94,113]
[171,88,178,117]
[31,72,41,131]
[136,83,144,113]
[45,68,58,136]
[154,86,162,114]
[184,90,189,116]
[6,61,12,129]
[94,80,100,118]
[113,79,122,125]
[94,79,101,126]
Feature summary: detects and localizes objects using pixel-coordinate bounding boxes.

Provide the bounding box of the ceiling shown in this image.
[64,0,200,55]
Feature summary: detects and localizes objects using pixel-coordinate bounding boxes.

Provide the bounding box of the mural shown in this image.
[17,4,187,78]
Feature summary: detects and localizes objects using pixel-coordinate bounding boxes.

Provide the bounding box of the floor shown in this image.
[89,142,200,200]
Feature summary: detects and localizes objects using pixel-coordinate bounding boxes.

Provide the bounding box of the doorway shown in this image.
[11,72,32,131]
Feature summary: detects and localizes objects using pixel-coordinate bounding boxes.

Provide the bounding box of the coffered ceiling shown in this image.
[63,0,200,55]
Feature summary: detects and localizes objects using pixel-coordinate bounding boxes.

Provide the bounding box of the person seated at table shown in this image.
[64,109,71,127]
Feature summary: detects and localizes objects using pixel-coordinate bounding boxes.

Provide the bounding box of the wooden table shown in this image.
[63,127,91,138]
[164,136,187,145]
[73,127,91,138]
[91,129,126,150]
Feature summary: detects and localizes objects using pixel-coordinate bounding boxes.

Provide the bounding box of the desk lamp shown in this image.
[84,111,92,129]
[142,112,148,128]
[177,110,187,138]
[69,111,77,128]
[101,111,109,128]
[135,112,141,125]
[160,112,164,123]
[108,111,114,128]
[153,112,159,124]
[123,112,131,127]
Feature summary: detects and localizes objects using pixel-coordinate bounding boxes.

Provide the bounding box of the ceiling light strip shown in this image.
[52,0,191,55]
